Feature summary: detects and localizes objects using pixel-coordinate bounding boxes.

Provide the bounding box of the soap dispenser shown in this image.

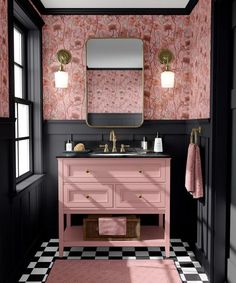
[65,135,73,151]
[154,132,163,153]
[141,136,148,150]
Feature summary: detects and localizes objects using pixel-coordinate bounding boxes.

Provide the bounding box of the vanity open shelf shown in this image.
[57,157,171,257]
[63,225,165,247]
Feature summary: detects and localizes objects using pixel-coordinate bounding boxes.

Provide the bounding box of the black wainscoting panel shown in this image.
[0,139,12,283]
[0,121,44,283]
[11,182,44,282]
[43,119,210,246]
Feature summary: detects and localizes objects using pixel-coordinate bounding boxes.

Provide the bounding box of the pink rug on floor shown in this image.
[46,259,182,283]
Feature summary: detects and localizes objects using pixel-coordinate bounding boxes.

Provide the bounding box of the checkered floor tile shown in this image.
[18,239,209,283]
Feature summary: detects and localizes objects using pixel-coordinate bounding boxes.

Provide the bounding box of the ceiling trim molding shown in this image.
[29,0,46,14]
[30,0,198,15]
[185,0,199,14]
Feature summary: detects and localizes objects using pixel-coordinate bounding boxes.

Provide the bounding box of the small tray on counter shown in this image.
[63,149,92,156]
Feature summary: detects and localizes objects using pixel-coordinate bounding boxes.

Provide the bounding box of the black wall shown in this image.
[0,120,44,283]
[227,0,236,281]
[43,119,211,248]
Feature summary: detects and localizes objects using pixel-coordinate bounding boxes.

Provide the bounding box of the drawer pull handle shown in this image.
[86,195,90,199]
[139,170,143,174]
[86,170,90,174]
[138,195,142,199]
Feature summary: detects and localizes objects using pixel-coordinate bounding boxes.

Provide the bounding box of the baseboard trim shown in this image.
[194,244,211,281]
[227,258,236,283]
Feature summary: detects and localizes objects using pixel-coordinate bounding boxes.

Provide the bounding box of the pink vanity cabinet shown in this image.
[58,157,171,257]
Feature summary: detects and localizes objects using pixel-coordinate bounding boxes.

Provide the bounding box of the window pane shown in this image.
[15,142,19,178]
[14,28,22,65]
[18,103,29,138]
[14,65,23,98]
[15,103,18,138]
[19,139,30,176]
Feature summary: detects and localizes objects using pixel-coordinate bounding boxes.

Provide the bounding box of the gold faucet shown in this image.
[109,130,117,152]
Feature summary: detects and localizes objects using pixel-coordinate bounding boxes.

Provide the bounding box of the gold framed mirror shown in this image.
[86,38,144,128]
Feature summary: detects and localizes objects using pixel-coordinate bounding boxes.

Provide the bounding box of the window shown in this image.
[14,24,33,181]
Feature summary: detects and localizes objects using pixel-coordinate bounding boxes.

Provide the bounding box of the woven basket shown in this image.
[83,215,140,241]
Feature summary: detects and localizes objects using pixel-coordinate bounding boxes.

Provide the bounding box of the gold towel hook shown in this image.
[190,126,202,144]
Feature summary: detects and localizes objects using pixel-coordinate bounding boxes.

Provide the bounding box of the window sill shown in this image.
[16,174,45,193]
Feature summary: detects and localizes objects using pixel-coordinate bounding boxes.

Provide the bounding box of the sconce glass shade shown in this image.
[54,70,69,88]
[161,70,175,88]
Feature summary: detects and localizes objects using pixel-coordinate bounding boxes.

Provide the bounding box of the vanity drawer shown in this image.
[63,159,166,182]
[63,183,113,208]
[115,183,165,208]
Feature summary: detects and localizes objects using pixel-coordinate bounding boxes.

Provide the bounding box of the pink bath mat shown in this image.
[46,259,182,283]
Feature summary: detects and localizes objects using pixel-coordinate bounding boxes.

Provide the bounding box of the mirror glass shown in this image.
[86,38,144,128]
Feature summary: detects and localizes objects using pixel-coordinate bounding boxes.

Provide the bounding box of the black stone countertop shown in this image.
[57,151,171,158]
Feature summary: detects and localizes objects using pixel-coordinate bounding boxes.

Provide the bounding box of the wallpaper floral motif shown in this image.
[189,0,211,118]
[42,0,211,120]
[0,0,9,117]
[87,70,143,113]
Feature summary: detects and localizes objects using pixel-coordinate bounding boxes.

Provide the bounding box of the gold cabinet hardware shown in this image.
[86,195,90,199]
[86,170,90,174]
[138,195,142,198]
[139,170,143,174]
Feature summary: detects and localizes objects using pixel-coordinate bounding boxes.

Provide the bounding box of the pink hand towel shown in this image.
[193,145,204,198]
[185,143,196,193]
[185,144,204,198]
[98,217,127,236]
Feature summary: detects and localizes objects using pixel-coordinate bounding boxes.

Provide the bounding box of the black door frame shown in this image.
[210,0,232,282]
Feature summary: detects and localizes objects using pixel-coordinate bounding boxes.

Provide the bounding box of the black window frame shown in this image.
[8,0,45,194]
[13,21,34,183]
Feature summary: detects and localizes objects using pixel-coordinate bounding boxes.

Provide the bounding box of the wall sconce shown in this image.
[158,49,175,88]
[54,49,72,88]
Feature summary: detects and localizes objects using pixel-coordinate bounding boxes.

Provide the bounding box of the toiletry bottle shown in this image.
[65,135,73,151]
[141,136,148,150]
[154,132,163,153]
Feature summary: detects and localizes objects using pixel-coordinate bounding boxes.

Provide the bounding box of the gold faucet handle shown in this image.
[120,144,130,153]
[99,144,109,152]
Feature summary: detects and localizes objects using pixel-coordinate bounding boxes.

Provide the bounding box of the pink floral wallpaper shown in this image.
[42,0,211,120]
[189,0,211,118]
[87,70,143,113]
[0,0,9,118]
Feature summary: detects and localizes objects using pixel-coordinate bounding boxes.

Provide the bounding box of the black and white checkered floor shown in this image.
[18,239,209,283]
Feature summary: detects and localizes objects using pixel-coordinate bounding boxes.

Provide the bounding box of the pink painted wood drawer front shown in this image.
[64,183,113,208]
[115,183,165,209]
[63,159,166,182]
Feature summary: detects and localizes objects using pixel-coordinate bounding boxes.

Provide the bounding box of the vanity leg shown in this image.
[165,213,170,258]
[67,214,71,228]
[159,214,163,227]
[59,244,64,258]
[165,243,170,258]
[58,160,64,258]
[59,211,64,257]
